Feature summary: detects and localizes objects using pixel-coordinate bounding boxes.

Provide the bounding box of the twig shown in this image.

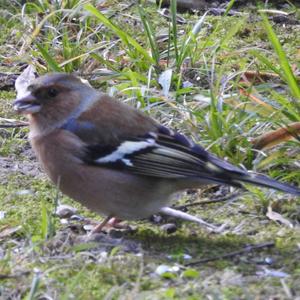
[0,118,28,128]
[0,123,28,128]
[175,191,244,210]
[185,241,275,266]
[0,271,30,279]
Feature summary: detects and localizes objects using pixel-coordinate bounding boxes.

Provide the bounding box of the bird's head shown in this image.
[13,73,98,137]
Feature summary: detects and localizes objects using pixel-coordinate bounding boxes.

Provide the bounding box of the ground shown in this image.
[0,1,300,299]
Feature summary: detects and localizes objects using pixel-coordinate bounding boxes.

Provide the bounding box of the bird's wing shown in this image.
[83,125,246,184]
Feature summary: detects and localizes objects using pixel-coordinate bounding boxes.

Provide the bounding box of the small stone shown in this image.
[160,223,177,234]
[155,265,172,275]
[150,214,163,224]
[183,254,192,260]
[56,205,77,219]
[155,264,180,276]
[171,265,180,272]
[83,224,94,232]
[98,251,108,263]
[264,257,274,265]
[108,225,135,238]
[0,211,5,220]
[182,81,193,88]
[70,214,85,221]
[108,229,125,239]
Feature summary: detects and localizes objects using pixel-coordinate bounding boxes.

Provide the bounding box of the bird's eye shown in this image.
[47,88,58,98]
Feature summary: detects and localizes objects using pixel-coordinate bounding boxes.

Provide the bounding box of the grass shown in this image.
[0,0,300,298]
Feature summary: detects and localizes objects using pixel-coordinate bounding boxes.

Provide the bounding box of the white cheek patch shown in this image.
[95,139,156,166]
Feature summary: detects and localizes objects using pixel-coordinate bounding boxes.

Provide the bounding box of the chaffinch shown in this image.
[13,73,300,232]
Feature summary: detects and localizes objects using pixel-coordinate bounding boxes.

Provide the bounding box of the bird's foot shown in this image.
[88,216,129,235]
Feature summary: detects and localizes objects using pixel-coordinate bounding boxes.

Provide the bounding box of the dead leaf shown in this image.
[266,206,293,228]
[158,69,172,97]
[0,225,22,239]
[252,122,300,150]
[15,65,36,99]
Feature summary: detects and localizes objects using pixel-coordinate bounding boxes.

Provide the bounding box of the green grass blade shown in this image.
[218,18,244,49]
[170,0,179,68]
[90,53,119,72]
[271,91,300,121]
[40,197,48,240]
[250,49,281,75]
[261,13,300,99]
[138,5,160,66]
[24,271,41,300]
[223,0,237,16]
[85,4,154,63]
[36,44,62,72]
[178,12,208,68]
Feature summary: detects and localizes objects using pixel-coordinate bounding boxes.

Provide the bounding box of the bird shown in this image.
[13,73,300,233]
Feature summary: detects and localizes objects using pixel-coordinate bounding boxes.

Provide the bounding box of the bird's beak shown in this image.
[13,93,41,114]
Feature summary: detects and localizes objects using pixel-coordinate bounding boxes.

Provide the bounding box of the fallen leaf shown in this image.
[0,225,22,239]
[0,211,5,220]
[158,69,172,97]
[15,65,36,99]
[266,206,293,228]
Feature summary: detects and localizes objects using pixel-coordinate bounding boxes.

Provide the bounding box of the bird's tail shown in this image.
[235,172,300,196]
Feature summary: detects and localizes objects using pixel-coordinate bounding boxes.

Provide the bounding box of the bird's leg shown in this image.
[90,215,114,234]
[107,217,125,228]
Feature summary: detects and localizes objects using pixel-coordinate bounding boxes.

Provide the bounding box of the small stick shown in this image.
[0,123,28,128]
[175,191,244,210]
[185,241,275,266]
[0,118,28,128]
[0,271,30,279]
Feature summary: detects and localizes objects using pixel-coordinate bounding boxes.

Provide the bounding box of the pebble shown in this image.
[55,204,77,218]
[160,223,177,234]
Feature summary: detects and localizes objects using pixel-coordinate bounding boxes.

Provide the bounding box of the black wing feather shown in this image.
[84,126,245,181]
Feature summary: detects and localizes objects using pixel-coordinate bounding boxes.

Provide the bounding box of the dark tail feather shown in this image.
[236,173,300,196]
